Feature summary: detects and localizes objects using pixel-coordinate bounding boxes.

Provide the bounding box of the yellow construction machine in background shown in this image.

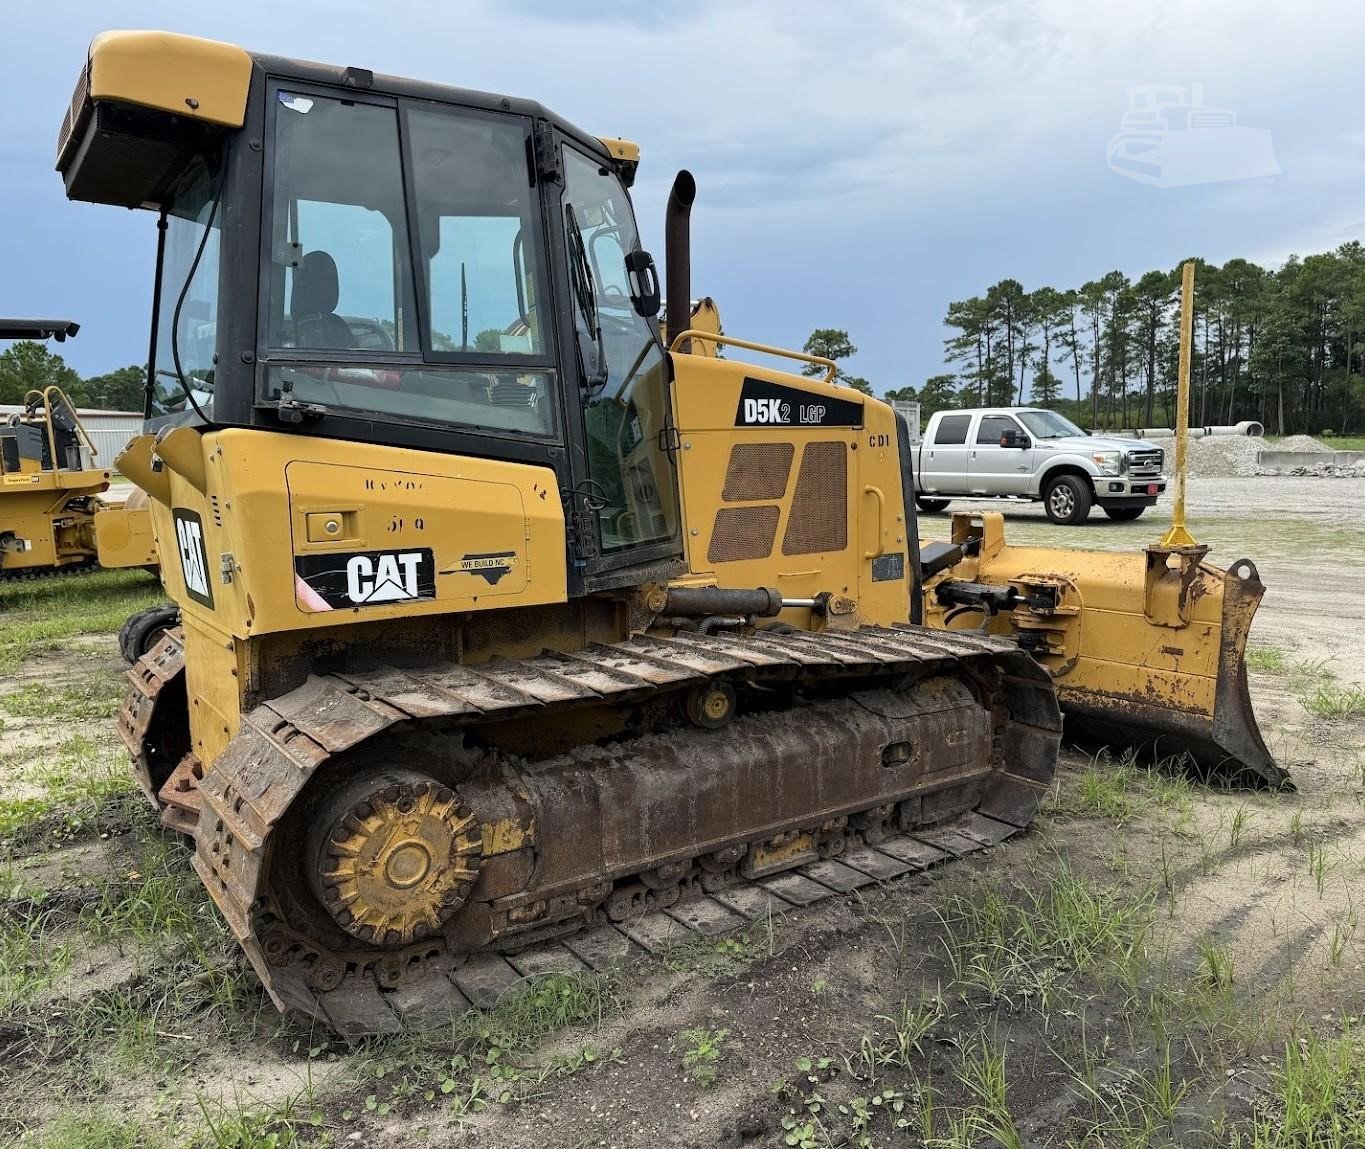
[1,318,110,577]
[0,320,157,578]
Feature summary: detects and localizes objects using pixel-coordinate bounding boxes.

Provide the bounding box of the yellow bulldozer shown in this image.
[57,31,1279,1036]
[2,319,110,577]
[0,320,157,578]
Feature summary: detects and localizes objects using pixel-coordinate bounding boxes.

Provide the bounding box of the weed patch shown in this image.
[1298,682,1365,720]
[1246,646,1288,673]
[0,674,127,721]
[679,1025,727,1085]
[0,570,163,673]
[1248,1026,1365,1148]
[0,738,141,851]
[936,859,1154,1016]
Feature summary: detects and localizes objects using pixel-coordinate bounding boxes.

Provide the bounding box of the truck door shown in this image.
[917,413,972,495]
[968,414,1033,495]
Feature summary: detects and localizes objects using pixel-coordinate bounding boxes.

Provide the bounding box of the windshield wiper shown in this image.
[564,205,607,394]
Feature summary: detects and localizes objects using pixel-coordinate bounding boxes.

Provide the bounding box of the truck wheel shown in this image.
[915,498,951,514]
[1043,475,1092,525]
[1103,506,1146,522]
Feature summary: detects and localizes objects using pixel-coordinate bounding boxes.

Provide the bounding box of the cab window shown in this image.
[976,415,1018,445]
[261,89,557,439]
[934,414,970,445]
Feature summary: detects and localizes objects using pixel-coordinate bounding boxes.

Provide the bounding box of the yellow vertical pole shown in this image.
[1159,262,1198,548]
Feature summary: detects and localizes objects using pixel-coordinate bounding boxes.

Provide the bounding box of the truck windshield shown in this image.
[1018,410,1085,439]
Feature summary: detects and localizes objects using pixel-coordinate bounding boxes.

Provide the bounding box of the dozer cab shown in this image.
[56,32,1269,1036]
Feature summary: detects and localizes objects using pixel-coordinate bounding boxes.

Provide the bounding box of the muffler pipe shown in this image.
[665,170,697,354]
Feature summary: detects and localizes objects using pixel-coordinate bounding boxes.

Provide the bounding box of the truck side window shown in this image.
[976,415,1017,445]
[934,415,970,445]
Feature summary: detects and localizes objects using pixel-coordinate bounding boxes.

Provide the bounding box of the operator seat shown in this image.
[290,251,356,349]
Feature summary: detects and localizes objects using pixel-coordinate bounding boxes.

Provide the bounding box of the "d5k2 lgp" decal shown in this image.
[733,377,863,429]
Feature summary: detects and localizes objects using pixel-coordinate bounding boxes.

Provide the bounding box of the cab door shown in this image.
[558,143,681,575]
[967,413,1034,495]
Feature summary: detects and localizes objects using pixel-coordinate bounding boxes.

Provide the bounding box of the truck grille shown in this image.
[1128,449,1164,478]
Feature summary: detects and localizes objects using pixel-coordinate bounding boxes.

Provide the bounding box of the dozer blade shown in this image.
[928,514,1287,789]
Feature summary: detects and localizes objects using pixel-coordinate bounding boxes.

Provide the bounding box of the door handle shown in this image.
[863,485,886,559]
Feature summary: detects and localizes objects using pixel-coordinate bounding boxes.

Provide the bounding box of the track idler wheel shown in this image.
[307,769,483,947]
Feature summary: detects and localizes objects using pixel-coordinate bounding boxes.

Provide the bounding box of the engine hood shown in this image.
[1040,435,1162,454]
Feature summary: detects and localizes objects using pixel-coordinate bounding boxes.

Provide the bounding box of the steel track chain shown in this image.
[135,624,1060,1037]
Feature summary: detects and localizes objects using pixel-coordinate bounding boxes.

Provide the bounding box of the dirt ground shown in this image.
[2,476,1363,1148]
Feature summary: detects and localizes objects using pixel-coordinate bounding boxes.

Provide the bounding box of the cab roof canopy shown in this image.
[0,319,80,341]
[57,30,638,210]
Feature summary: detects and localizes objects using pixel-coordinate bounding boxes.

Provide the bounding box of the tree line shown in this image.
[0,341,144,411]
[883,243,1365,434]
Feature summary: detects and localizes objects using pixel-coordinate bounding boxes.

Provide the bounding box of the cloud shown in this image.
[4,0,1364,386]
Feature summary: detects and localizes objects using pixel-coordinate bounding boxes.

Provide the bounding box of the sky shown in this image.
[4,0,1364,391]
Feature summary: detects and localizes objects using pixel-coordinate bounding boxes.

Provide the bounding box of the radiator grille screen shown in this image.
[782,441,847,555]
[721,442,794,502]
[708,505,781,563]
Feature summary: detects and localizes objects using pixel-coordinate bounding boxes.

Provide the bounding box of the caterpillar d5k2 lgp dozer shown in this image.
[55,32,1261,1036]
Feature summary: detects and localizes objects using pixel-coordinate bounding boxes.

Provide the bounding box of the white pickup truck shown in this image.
[913,407,1167,525]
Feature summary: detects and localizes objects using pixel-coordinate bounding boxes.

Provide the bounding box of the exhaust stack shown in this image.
[665,170,696,354]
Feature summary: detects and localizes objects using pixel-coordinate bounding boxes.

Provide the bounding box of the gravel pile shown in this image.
[1154,433,1351,478]
[1185,435,1267,478]
[1264,460,1365,479]
[1276,434,1333,453]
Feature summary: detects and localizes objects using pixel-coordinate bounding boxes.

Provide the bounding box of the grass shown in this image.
[0,900,72,1011]
[0,674,128,721]
[1246,645,1288,672]
[346,970,621,1117]
[936,859,1154,1018]
[1308,434,1365,450]
[1051,751,1196,827]
[1299,682,1365,720]
[21,1111,158,1149]
[1248,1026,1365,1149]
[663,919,775,975]
[851,995,944,1081]
[0,736,141,849]
[0,569,163,673]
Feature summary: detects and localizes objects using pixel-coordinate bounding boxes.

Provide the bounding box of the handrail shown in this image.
[667,329,839,385]
[23,385,99,467]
